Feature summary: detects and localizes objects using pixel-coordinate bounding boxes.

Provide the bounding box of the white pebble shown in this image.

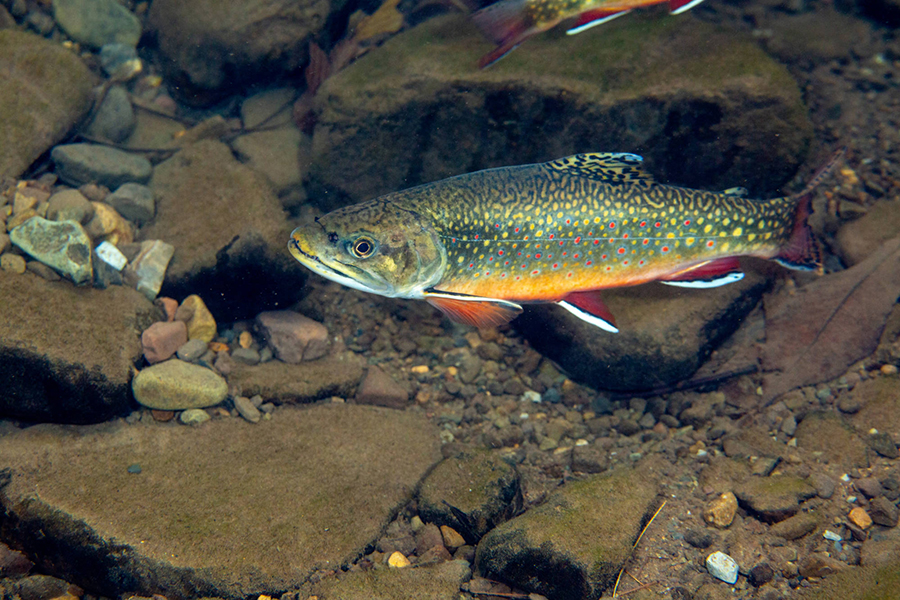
[95,240,128,270]
[823,530,842,542]
[706,551,739,584]
[521,390,542,403]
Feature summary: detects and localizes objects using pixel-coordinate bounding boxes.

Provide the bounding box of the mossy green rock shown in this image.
[0,404,441,598]
[417,450,523,542]
[9,217,93,285]
[0,29,93,179]
[734,475,816,523]
[795,410,869,471]
[132,359,228,410]
[849,376,900,440]
[310,12,812,210]
[798,561,900,600]
[475,467,659,600]
[298,559,471,600]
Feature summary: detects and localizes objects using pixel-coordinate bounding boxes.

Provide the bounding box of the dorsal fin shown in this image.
[545,153,654,185]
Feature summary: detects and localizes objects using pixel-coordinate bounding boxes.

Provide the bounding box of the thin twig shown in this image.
[613,500,666,598]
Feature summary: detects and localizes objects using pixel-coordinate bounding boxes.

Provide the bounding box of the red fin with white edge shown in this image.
[472,0,532,67]
[660,257,745,288]
[566,9,631,35]
[669,0,707,14]
[425,292,523,328]
[774,147,845,273]
[558,291,619,332]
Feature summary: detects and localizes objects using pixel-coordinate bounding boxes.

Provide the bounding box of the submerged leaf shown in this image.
[760,236,900,402]
[352,0,405,44]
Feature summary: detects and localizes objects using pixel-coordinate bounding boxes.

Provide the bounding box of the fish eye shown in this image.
[351,237,375,258]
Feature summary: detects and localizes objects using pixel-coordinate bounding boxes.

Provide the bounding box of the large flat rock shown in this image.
[0,403,442,598]
[0,271,158,423]
[309,12,812,210]
[0,30,93,179]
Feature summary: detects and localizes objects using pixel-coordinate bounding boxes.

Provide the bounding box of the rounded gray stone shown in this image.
[84,85,135,144]
[47,189,94,224]
[51,143,152,188]
[132,359,228,410]
[52,0,142,48]
[106,183,155,225]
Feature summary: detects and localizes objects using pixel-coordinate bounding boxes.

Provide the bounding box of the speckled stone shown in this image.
[132,359,227,410]
[8,217,92,284]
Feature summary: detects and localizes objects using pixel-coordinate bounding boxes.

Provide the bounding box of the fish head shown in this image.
[289,200,447,299]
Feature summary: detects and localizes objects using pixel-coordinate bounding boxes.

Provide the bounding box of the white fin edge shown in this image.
[661,272,745,289]
[557,301,619,333]
[671,0,706,14]
[566,9,631,35]
[424,291,523,310]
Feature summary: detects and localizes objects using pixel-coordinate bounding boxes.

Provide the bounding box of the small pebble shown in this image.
[440,525,465,550]
[179,408,211,426]
[704,492,738,528]
[748,563,774,587]
[706,551,739,584]
[848,506,873,529]
[0,253,26,274]
[234,396,261,423]
[387,551,410,568]
[881,364,898,375]
[176,338,208,362]
[521,390,542,403]
[238,330,253,349]
[823,530,842,542]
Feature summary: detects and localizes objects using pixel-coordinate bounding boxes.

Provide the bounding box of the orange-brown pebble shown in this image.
[704,492,738,528]
[156,297,179,321]
[208,342,230,353]
[440,525,465,550]
[238,330,253,349]
[849,507,873,529]
[150,409,175,422]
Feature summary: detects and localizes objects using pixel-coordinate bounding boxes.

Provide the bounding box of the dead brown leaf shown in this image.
[760,236,900,402]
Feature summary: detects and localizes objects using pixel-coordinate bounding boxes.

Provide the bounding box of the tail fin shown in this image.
[774,147,846,273]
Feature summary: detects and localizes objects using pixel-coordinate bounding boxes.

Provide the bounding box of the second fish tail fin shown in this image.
[774,147,846,273]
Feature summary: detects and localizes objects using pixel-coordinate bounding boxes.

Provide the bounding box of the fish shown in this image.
[289,149,843,331]
[472,0,707,67]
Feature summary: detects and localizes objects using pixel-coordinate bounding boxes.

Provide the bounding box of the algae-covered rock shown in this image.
[795,411,870,471]
[417,450,523,543]
[798,561,900,600]
[225,353,365,403]
[734,475,816,523]
[0,30,93,179]
[0,404,442,598]
[0,271,157,423]
[140,140,306,321]
[475,466,659,600]
[298,559,471,600]
[309,12,812,210]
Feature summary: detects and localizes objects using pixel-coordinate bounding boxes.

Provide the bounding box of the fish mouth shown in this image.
[289,229,392,296]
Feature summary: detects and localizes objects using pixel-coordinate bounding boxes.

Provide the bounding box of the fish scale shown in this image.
[289,151,840,330]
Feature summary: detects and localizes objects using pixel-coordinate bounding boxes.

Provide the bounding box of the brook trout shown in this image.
[473,0,707,67]
[290,151,841,331]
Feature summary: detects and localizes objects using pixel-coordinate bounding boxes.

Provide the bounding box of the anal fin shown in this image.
[660,257,744,289]
[425,291,523,328]
[566,9,631,35]
[558,290,619,333]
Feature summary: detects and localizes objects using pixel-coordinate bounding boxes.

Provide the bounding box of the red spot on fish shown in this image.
[662,246,670,252]
[643,239,649,245]
[488,257,493,261]
[640,221,647,227]
[608,238,614,244]
[593,240,600,245]
[451,238,456,243]
[609,222,616,228]
[623,260,629,265]
[495,223,500,228]
[606,266,612,271]
[498,250,504,255]
[515,276,521,280]
[655,222,661,228]
[707,240,715,248]
[515,227,520,233]
[553,263,558,269]
[536,244,541,249]
[521,264,526,268]
[535,253,542,258]
[504,260,509,265]
[501,273,506,277]
[549,234,554,239]
[574,236,581,244]
[532,270,539,275]
[566,219,571,224]
[639,260,644,265]
[573,253,579,258]
[548,254,553,259]
[485,272,490,276]
[567,272,573,278]
[559,241,564,246]
[524,235,529,240]
[474,234,479,240]
[684,220,691,226]
[468,263,474,268]
[517,252,522,256]
[601,254,607,259]
[617,248,625,255]
[623,233,629,239]
[562,252,568,256]
[586,260,592,266]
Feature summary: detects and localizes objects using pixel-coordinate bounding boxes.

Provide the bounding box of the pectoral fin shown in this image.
[557,290,619,333]
[566,9,631,35]
[660,257,744,288]
[424,291,523,328]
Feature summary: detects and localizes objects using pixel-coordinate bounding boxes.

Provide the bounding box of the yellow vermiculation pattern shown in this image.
[401,162,797,302]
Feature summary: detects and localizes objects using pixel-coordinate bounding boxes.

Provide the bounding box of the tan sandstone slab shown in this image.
[0,403,441,598]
